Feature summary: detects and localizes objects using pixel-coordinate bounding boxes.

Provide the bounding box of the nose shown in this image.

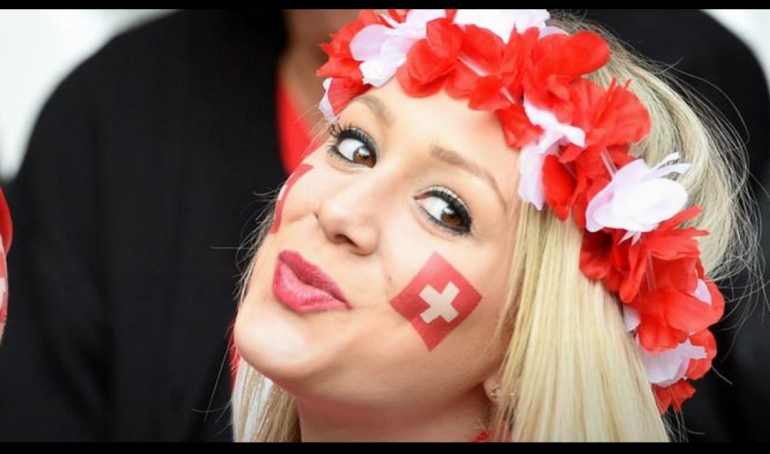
[314,179,380,256]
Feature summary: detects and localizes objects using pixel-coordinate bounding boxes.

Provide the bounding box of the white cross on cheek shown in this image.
[419,282,460,323]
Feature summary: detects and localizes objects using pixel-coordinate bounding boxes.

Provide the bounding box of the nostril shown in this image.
[333,233,356,247]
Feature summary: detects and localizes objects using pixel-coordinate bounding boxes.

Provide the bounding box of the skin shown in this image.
[234,80,522,442]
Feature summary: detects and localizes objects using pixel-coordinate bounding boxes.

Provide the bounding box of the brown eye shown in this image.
[349,143,376,167]
[331,128,377,167]
[441,208,465,228]
[416,188,472,235]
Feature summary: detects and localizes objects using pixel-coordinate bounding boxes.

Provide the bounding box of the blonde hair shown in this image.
[232,12,755,442]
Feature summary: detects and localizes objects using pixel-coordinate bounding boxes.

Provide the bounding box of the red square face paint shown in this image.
[390,253,483,351]
[270,164,313,234]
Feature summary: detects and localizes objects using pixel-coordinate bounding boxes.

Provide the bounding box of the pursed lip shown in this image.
[272,250,350,313]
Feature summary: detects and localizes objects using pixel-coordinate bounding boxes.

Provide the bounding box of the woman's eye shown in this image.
[416,188,472,236]
[328,125,377,168]
[337,138,375,167]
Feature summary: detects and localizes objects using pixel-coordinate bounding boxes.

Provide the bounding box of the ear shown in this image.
[482,367,503,403]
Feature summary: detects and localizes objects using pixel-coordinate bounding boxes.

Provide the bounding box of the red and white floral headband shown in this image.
[317,9,723,413]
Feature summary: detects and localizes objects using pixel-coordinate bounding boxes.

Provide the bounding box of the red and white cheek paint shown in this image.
[270,164,313,234]
[390,253,483,351]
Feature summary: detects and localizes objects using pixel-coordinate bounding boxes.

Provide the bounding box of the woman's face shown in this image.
[235,80,521,418]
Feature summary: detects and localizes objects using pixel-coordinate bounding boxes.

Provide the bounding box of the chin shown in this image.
[233,292,345,396]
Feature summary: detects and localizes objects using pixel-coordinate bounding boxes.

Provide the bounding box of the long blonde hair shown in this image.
[232,12,755,442]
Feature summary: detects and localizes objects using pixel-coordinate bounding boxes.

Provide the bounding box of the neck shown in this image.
[295,386,491,442]
[279,9,361,130]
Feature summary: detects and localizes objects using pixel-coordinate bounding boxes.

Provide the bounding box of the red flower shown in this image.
[654,379,696,413]
[397,18,463,98]
[538,79,648,225]
[444,24,506,107]
[496,104,542,149]
[324,77,369,119]
[658,279,722,335]
[317,10,385,81]
[542,154,615,226]
[686,328,718,380]
[560,79,651,164]
[498,28,540,102]
[446,27,540,112]
[636,306,689,353]
[580,228,649,303]
[580,206,707,308]
[580,203,722,357]
[523,31,610,123]
[645,207,708,260]
[542,154,576,221]
[580,228,615,281]
[629,256,722,353]
[632,263,703,353]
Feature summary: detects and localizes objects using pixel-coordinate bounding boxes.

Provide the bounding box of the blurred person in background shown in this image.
[0,9,358,442]
[0,9,766,442]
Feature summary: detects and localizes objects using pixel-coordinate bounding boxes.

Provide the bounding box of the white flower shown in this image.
[518,144,550,210]
[638,339,706,387]
[623,305,641,332]
[585,153,691,240]
[693,279,712,306]
[453,9,564,43]
[517,98,586,210]
[623,280,713,386]
[350,9,446,87]
[319,78,337,123]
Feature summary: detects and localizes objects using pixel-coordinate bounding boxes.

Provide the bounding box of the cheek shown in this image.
[389,253,483,351]
[270,163,314,234]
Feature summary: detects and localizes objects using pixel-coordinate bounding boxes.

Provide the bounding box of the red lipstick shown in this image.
[273,250,350,313]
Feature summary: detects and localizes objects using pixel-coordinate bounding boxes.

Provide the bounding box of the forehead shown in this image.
[367,82,507,143]
[346,81,521,206]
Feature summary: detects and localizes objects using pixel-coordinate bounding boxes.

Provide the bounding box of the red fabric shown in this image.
[0,189,11,252]
[227,80,315,388]
[0,189,12,344]
[276,80,316,175]
[471,431,490,442]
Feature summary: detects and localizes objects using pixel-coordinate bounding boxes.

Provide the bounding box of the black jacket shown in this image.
[0,9,767,442]
[0,10,288,441]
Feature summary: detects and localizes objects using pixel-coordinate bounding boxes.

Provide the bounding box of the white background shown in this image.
[1,9,769,182]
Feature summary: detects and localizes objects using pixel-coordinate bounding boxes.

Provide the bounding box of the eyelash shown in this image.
[420,187,473,236]
[327,123,377,165]
[326,123,473,237]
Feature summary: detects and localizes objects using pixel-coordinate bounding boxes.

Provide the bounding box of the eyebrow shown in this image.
[352,94,508,211]
[430,145,507,211]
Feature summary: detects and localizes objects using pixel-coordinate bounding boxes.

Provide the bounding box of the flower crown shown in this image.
[317,9,723,413]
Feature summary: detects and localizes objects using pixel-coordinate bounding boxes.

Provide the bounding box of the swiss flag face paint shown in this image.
[270,164,313,234]
[390,253,483,351]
